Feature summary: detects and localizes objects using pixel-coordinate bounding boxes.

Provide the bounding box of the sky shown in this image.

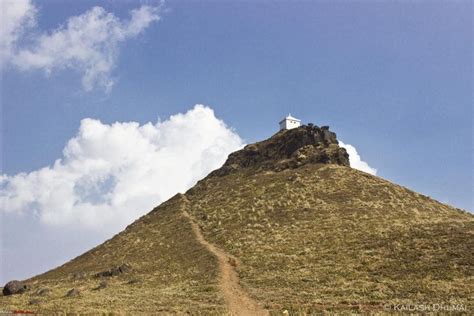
[0,0,472,284]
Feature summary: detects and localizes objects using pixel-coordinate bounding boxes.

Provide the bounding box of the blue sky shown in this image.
[0,0,472,282]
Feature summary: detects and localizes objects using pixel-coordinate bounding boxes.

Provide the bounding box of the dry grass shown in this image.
[0,195,225,314]
[186,164,473,314]
[1,163,472,314]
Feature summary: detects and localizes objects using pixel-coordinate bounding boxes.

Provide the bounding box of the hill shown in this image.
[1,125,472,314]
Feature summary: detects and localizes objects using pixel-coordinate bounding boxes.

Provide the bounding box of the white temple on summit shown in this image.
[279,114,301,130]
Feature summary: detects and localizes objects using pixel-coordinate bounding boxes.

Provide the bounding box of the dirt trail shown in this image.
[181,195,268,316]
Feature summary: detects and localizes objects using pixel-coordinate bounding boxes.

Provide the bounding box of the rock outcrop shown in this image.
[2,280,28,296]
[94,263,131,278]
[210,124,349,176]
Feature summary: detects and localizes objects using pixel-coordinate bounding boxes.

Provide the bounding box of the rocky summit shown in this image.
[1,125,472,314]
[210,125,349,176]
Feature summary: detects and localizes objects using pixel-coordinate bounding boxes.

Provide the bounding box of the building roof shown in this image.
[279,113,301,124]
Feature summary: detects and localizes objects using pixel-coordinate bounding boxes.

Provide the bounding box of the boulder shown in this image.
[2,280,28,296]
[65,288,80,297]
[95,263,131,278]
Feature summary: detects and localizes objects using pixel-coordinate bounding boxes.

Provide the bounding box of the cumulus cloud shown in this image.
[0,105,244,232]
[339,141,377,175]
[0,0,36,64]
[0,0,161,91]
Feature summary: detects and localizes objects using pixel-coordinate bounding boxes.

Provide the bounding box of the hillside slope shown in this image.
[187,163,473,313]
[1,126,472,314]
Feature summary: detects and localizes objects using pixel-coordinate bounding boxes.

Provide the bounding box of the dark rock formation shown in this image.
[2,280,28,296]
[210,125,349,176]
[94,263,131,278]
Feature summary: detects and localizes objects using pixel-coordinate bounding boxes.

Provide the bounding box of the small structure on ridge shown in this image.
[279,114,301,130]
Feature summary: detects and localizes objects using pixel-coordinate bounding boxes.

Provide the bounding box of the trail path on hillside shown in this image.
[181,195,268,316]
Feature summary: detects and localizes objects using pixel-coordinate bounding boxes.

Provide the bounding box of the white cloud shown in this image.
[339,141,377,175]
[0,0,36,65]
[0,105,244,232]
[0,1,161,91]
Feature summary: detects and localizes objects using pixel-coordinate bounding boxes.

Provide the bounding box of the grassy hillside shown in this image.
[186,164,473,313]
[1,195,226,314]
[1,126,472,314]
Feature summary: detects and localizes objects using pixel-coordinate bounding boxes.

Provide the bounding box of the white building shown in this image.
[279,114,301,130]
